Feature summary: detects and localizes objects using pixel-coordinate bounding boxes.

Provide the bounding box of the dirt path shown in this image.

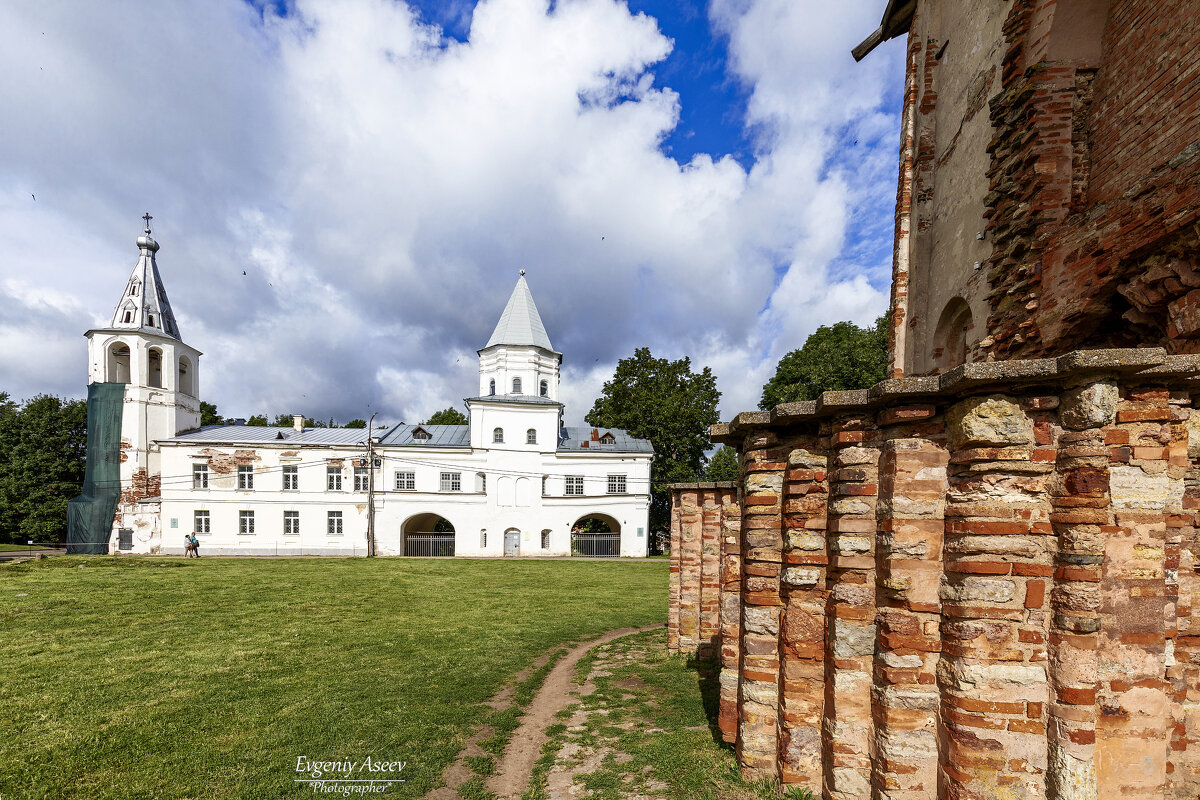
[487,624,663,800]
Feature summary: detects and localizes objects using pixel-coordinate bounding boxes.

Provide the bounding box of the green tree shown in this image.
[0,395,87,543]
[701,446,740,482]
[343,419,367,429]
[246,415,268,427]
[759,315,888,409]
[200,401,223,426]
[586,347,721,539]
[270,413,325,428]
[425,407,468,426]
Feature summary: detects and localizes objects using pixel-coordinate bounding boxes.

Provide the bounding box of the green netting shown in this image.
[66,382,125,554]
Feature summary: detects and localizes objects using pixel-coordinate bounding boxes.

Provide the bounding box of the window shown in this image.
[489,378,496,396]
[123,311,132,323]
[600,432,615,446]
[284,511,300,536]
[565,475,584,496]
[512,377,522,394]
[193,464,209,489]
[412,427,431,442]
[237,465,254,490]
[194,510,210,535]
[328,511,343,536]
[526,428,537,444]
[607,474,627,494]
[542,476,548,496]
[354,466,369,492]
[478,472,487,493]
[395,471,415,491]
[540,380,548,397]
[147,314,155,327]
[493,427,504,443]
[541,529,550,549]
[327,466,342,491]
[239,510,255,535]
[440,472,461,492]
[481,530,487,548]
[282,465,298,491]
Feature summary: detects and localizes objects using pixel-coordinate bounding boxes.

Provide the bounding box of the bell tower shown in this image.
[83,215,202,543]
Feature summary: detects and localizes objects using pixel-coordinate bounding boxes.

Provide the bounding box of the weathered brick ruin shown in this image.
[666,0,1200,796]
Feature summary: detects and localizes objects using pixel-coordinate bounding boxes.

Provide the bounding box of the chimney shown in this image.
[293,414,304,432]
[590,428,600,442]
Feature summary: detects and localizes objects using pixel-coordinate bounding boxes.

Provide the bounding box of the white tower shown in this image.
[84,215,202,544]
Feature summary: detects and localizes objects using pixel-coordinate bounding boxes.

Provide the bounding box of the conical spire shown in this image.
[108,213,181,340]
[485,270,554,351]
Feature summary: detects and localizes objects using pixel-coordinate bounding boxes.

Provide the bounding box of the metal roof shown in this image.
[484,274,556,351]
[558,426,653,454]
[465,394,562,406]
[167,425,370,446]
[379,424,471,447]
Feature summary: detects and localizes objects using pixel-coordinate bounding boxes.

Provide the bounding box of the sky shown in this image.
[0,0,905,428]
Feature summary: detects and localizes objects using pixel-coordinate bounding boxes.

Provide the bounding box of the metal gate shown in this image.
[405,532,455,557]
[504,529,521,557]
[118,529,133,551]
[571,532,620,558]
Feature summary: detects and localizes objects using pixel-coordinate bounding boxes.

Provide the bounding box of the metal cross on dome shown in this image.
[142,212,153,233]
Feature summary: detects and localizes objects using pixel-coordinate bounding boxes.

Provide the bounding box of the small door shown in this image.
[118,529,133,551]
[504,529,520,557]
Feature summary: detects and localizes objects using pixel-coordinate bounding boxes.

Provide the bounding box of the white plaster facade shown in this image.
[87,229,652,557]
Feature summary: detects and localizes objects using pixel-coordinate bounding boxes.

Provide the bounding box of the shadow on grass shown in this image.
[684,652,732,752]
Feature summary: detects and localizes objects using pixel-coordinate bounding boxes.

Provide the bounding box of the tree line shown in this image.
[0,315,886,544]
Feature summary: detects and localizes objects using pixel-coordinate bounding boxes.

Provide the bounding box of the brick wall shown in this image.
[671,348,1200,797]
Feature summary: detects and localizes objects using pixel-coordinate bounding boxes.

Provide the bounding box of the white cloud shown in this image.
[0,0,903,425]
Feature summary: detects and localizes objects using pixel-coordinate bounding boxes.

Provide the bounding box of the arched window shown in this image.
[512,377,522,394]
[107,342,131,384]
[493,427,504,443]
[178,356,194,396]
[147,347,163,388]
[489,378,496,396]
[540,380,548,397]
[526,428,537,444]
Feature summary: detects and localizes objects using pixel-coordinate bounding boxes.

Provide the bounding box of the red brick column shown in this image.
[669,491,682,654]
[778,435,829,788]
[1095,387,1178,796]
[700,491,722,659]
[678,489,702,654]
[872,407,947,798]
[719,486,744,743]
[737,431,788,780]
[823,413,879,799]
[941,394,1054,799]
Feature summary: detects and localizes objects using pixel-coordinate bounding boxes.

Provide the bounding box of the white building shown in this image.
[80,221,652,557]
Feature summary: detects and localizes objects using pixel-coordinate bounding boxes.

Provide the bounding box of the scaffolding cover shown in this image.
[66,383,125,554]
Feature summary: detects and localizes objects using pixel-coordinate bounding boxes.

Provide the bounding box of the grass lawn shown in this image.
[0,557,666,799]
[0,544,54,552]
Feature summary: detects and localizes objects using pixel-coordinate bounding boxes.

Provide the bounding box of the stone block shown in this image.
[939,577,1017,604]
[947,395,1033,449]
[831,618,876,658]
[1109,464,1179,510]
[743,606,780,636]
[783,566,821,587]
[1059,382,1118,430]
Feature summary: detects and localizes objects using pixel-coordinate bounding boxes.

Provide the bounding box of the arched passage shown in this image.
[107,341,131,384]
[147,347,164,388]
[931,298,973,374]
[402,513,455,557]
[571,513,621,557]
[178,356,194,397]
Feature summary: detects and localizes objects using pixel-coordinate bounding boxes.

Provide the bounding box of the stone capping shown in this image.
[663,481,739,490]
[712,347,1200,443]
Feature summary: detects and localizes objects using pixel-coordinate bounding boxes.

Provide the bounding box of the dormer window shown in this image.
[147,314,156,327]
[123,311,133,323]
[599,432,616,446]
[493,427,504,443]
[540,380,548,397]
[130,283,139,297]
[412,427,431,442]
[512,377,522,394]
[489,378,496,396]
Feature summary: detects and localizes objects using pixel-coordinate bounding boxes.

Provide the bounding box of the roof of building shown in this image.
[852,0,916,61]
[378,424,471,447]
[107,216,182,340]
[465,394,562,406]
[558,427,653,454]
[167,425,370,445]
[484,273,556,352]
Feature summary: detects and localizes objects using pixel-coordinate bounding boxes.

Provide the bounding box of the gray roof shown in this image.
[108,221,182,340]
[379,424,471,447]
[558,427,653,454]
[167,425,369,446]
[465,394,562,406]
[484,275,556,351]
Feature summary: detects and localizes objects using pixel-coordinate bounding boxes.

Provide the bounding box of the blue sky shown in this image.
[0,0,905,423]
